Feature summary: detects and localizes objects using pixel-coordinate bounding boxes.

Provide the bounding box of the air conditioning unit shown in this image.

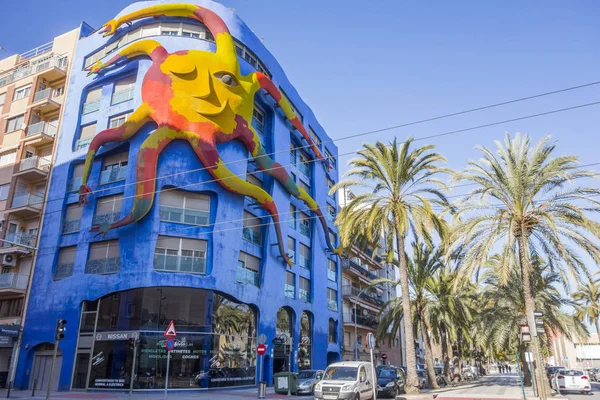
[1,254,17,267]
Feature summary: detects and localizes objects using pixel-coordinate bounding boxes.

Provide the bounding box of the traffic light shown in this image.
[55,319,67,341]
[128,338,135,350]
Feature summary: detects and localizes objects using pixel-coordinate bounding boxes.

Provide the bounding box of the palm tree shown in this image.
[573,279,600,336]
[335,138,449,393]
[448,133,600,392]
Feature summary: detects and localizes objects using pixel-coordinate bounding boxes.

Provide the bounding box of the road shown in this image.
[432,373,534,400]
[558,380,599,400]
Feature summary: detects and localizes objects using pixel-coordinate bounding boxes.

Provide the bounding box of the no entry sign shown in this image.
[257,344,267,355]
[382,354,388,360]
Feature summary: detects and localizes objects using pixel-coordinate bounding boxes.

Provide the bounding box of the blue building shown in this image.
[15,0,341,391]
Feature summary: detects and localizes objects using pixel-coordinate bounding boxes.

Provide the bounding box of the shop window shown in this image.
[154,235,207,274]
[86,240,120,274]
[159,189,210,226]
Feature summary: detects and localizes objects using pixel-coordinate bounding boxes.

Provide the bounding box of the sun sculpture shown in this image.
[79,3,339,266]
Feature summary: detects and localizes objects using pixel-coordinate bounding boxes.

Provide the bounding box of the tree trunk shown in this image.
[519,341,532,386]
[457,332,463,379]
[396,233,420,393]
[595,319,600,338]
[517,233,551,397]
[420,317,440,389]
[441,324,451,381]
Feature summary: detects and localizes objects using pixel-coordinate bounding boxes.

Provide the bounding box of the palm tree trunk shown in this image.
[396,232,419,393]
[517,234,550,396]
[519,341,532,386]
[441,324,450,381]
[420,318,440,389]
[595,319,600,337]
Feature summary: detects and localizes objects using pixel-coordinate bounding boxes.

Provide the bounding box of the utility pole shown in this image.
[46,319,66,400]
[528,310,547,400]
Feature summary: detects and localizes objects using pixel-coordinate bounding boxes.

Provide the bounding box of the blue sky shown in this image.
[2,1,600,277]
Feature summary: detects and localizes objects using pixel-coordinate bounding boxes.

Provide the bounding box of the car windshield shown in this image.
[559,370,584,376]
[323,367,358,381]
[378,369,396,378]
[298,371,315,379]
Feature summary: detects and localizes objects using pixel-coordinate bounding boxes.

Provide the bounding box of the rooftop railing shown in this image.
[0,54,68,88]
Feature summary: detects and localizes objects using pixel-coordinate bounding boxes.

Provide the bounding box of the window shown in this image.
[77,123,97,150]
[100,152,128,185]
[0,93,5,108]
[328,259,337,282]
[69,164,84,192]
[13,85,31,101]
[160,22,180,36]
[288,204,296,229]
[109,112,131,129]
[237,251,260,286]
[290,143,297,165]
[252,106,265,135]
[159,190,210,226]
[287,236,295,263]
[344,331,350,347]
[55,246,76,280]
[6,115,25,132]
[308,127,322,149]
[112,75,136,105]
[94,194,122,226]
[327,177,335,199]
[329,231,337,248]
[243,211,262,245]
[0,151,16,167]
[327,288,338,311]
[299,152,311,177]
[327,204,336,223]
[63,203,83,234]
[299,180,310,193]
[86,240,120,274]
[246,172,262,187]
[154,236,207,274]
[83,88,102,114]
[329,319,337,343]
[299,243,310,269]
[54,86,65,97]
[299,277,310,302]
[285,271,295,298]
[325,148,336,169]
[0,184,9,201]
[299,212,310,237]
[0,298,23,318]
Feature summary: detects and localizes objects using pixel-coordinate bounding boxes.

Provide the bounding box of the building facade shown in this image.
[14,0,341,391]
[0,27,87,387]
[549,332,600,369]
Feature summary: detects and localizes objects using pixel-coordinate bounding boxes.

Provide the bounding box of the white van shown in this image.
[314,361,375,400]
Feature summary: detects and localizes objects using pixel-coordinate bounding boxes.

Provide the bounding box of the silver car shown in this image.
[297,369,324,395]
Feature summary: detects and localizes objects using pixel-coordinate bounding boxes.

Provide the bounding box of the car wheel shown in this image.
[393,386,398,398]
[353,392,360,400]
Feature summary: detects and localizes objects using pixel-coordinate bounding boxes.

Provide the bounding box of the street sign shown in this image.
[366,333,375,349]
[535,319,544,325]
[525,352,533,363]
[522,333,532,342]
[164,320,177,337]
[536,328,545,333]
[533,311,543,317]
[166,337,174,351]
[521,325,530,333]
[257,344,267,355]
[381,353,388,360]
[258,333,267,345]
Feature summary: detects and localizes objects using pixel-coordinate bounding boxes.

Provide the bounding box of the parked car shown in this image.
[376,366,405,398]
[416,369,428,389]
[547,366,564,382]
[551,369,592,395]
[297,369,324,395]
[592,368,600,382]
[314,361,375,400]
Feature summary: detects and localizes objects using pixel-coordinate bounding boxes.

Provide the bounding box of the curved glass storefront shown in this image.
[72,287,256,390]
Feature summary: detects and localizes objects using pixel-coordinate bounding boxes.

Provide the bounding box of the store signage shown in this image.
[0,336,14,347]
[0,326,19,337]
[94,331,139,341]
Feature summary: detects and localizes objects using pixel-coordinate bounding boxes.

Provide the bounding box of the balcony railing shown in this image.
[236,266,259,286]
[299,289,310,302]
[242,227,262,245]
[344,313,378,329]
[11,192,43,209]
[76,137,94,150]
[27,121,57,137]
[19,156,50,172]
[99,166,127,185]
[62,219,81,234]
[54,263,74,280]
[284,284,295,298]
[299,223,310,237]
[111,88,134,105]
[342,259,378,280]
[298,255,310,269]
[0,54,68,88]
[0,273,28,290]
[154,254,206,274]
[342,285,384,307]
[82,100,100,114]
[327,299,338,311]
[93,212,120,227]
[2,232,37,248]
[32,87,52,103]
[85,257,121,274]
[159,206,209,226]
[328,268,336,281]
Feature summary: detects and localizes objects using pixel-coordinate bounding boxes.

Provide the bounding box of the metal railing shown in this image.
[159,206,209,226]
[93,211,120,227]
[11,192,43,209]
[2,232,37,248]
[85,257,121,274]
[236,266,259,286]
[343,313,378,329]
[54,263,74,280]
[76,137,94,150]
[21,42,53,59]
[111,88,134,105]
[342,259,378,280]
[284,284,295,298]
[0,273,28,290]
[27,121,57,137]
[18,156,50,172]
[298,255,310,269]
[299,289,310,302]
[154,254,206,274]
[342,285,384,307]
[327,299,338,311]
[62,219,81,234]
[299,223,310,237]
[32,88,52,103]
[242,227,262,245]
[0,54,67,88]
[99,166,127,185]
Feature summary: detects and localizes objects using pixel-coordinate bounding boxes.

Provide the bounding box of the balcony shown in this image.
[343,313,378,329]
[9,193,43,218]
[62,219,81,235]
[342,285,384,308]
[236,266,259,286]
[99,166,127,185]
[85,257,120,274]
[82,100,100,115]
[54,263,74,280]
[242,227,262,245]
[29,88,61,114]
[111,88,134,105]
[154,254,206,274]
[299,223,310,237]
[0,53,68,88]
[342,259,378,281]
[1,232,37,249]
[159,206,209,226]
[92,212,120,227]
[0,273,28,293]
[327,299,338,311]
[299,289,310,302]
[24,122,57,146]
[15,157,51,181]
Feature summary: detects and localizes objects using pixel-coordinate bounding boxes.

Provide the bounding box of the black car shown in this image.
[376,366,405,398]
